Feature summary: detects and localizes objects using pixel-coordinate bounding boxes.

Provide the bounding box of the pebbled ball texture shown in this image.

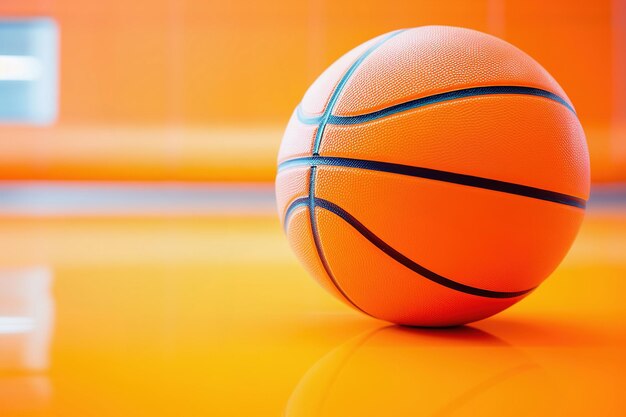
[275,26,590,327]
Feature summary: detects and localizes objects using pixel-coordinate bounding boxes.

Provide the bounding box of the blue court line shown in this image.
[283,196,535,299]
[278,156,587,209]
[297,86,576,126]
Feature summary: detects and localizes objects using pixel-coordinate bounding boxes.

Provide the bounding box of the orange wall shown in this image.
[0,0,624,182]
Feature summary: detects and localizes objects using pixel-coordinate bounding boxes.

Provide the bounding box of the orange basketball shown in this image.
[275,26,590,327]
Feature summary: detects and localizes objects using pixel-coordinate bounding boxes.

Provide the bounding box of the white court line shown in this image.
[0,182,277,216]
[0,55,42,81]
[0,317,35,333]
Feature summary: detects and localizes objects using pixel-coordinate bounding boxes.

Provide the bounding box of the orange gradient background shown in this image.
[0,1,625,416]
[0,0,624,182]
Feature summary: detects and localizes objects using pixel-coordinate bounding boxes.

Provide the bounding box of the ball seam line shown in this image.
[307,29,406,315]
[308,168,368,311]
[311,29,407,156]
[284,196,535,299]
[296,85,576,126]
[279,156,587,209]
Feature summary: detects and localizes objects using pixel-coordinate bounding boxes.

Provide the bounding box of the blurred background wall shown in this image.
[0,0,624,183]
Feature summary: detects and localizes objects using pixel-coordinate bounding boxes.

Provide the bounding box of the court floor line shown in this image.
[0,181,276,216]
[0,182,623,216]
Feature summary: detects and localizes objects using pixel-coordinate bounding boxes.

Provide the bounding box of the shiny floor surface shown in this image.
[0,206,625,416]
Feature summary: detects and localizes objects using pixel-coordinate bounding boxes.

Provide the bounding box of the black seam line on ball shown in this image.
[278,156,587,209]
[303,30,406,316]
[283,197,309,232]
[296,85,576,126]
[311,29,406,156]
[313,197,535,299]
[308,168,370,313]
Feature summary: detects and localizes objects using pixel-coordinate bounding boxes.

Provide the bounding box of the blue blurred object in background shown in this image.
[0,18,58,125]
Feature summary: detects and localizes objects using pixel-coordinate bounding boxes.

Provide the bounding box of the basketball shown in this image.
[275,26,590,327]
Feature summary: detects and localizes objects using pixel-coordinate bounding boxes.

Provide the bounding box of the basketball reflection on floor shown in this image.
[286,325,558,417]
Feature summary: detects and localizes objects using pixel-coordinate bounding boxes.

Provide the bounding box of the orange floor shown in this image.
[0,205,624,416]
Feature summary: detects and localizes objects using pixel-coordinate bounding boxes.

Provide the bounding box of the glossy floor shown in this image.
[0,206,625,416]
